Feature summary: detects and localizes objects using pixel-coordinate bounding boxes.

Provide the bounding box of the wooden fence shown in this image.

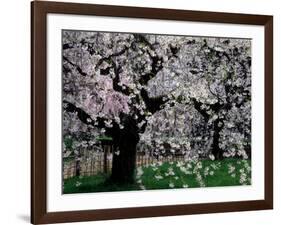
[63,151,185,179]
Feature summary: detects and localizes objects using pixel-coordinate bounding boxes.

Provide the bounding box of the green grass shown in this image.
[64,173,140,194]
[63,158,251,194]
[140,158,251,189]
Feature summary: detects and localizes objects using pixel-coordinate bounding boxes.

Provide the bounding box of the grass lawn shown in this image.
[63,158,251,194]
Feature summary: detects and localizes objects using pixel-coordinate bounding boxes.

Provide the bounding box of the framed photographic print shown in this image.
[31,1,273,224]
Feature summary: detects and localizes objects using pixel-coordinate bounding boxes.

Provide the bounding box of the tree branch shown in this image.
[190,98,210,121]
[63,100,105,128]
[63,56,88,77]
[140,89,168,114]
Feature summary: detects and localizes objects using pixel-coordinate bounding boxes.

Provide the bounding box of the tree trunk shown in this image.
[211,119,224,160]
[110,115,139,184]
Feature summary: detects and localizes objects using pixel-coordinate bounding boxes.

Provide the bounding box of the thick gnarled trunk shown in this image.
[110,140,137,184]
[110,115,139,184]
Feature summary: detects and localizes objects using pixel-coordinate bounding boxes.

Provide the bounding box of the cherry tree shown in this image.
[62,30,251,184]
[173,37,252,159]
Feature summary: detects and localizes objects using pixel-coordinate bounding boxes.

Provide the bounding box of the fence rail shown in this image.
[63,152,185,179]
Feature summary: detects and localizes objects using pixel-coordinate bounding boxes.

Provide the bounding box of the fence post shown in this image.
[103,144,108,173]
[75,149,81,176]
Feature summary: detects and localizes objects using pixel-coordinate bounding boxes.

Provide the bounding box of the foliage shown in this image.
[96,135,113,142]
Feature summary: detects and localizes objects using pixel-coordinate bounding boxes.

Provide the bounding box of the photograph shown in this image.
[62,30,252,194]
[29,1,273,223]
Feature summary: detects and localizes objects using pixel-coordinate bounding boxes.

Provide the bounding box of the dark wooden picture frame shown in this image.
[31,1,273,224]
